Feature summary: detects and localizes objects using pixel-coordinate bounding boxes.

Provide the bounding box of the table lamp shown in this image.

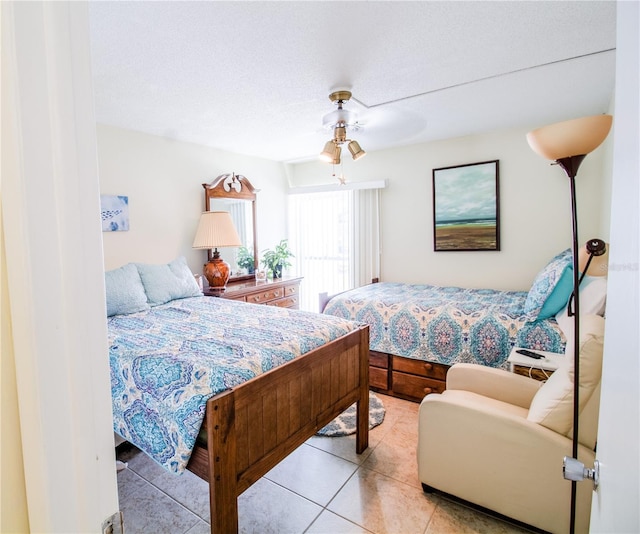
[192,211,242,291]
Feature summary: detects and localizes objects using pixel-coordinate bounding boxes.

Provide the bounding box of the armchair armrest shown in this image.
[446,363,542,409]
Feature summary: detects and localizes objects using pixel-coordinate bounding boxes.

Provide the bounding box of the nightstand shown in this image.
[507,347,565,381]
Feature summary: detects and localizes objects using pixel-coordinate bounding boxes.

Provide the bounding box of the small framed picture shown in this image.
[432,160,500,251]
[101,195,129,232]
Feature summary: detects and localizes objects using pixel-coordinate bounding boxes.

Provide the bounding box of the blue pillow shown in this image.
[136,256,202,307]
[536,265,574,320]
[105,263,150,317]
[524,248,572,320]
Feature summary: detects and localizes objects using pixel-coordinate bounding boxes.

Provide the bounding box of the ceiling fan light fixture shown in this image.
[320,140,338,162]
[334,125,347,143]
[348,140,366,160]
[319,90,366,165]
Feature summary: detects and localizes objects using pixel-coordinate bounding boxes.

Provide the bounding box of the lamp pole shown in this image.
[556,155,585,534]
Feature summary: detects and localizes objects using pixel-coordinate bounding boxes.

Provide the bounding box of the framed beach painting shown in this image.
[432,160,500,251]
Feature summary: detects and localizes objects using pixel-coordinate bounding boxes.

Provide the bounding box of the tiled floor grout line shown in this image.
[121,468,207,533]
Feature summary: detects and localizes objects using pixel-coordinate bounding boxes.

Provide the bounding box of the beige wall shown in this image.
[288,125,612,291]
[97,124,290,273]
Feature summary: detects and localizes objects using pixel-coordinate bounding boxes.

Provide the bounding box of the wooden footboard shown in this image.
[186,324,370,533]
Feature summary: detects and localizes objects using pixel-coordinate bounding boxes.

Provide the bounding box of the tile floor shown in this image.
[116,394,534,534]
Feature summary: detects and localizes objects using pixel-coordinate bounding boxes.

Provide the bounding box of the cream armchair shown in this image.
[417,315,604,534]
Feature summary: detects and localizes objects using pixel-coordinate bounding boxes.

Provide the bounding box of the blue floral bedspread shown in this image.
[109,296,358,473]
[323,283,565,368]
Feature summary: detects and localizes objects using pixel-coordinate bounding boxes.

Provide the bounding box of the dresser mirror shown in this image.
[202,173,258,282]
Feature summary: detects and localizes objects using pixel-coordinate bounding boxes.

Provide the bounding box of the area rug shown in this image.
[316,392,385,437]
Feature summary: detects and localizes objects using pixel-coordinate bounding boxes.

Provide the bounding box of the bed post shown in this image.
[356,325,370,454]
[207,391,238,534]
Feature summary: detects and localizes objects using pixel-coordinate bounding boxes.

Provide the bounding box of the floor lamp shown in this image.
[527,114,612,534]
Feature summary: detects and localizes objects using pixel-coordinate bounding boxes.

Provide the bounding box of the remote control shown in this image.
[516,349,544,359]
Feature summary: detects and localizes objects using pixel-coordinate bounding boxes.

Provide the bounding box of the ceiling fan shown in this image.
[319,90,366,164]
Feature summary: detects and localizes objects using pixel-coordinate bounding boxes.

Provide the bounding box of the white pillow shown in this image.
[555,276,607,341]
[527,314,605,436]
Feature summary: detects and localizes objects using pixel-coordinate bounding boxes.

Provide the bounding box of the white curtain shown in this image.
[228,201,248,245]
[354,188,381,286]
[288,182,383,312]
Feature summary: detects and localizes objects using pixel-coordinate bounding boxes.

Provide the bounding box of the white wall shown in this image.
[97,124,289,272]
[1,2,119,531]
[288,125,611,291]
[590,1,640,530]
[1,14,30,529]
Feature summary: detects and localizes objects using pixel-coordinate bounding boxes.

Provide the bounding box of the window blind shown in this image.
[288,181,384,312]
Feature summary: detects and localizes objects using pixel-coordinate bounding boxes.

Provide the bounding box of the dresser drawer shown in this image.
[246,287,283,304]
[392,356,448,381]
[283,283,299,297]
[392,371,446,400]
[267,295,299,309]
[213,277,303,308]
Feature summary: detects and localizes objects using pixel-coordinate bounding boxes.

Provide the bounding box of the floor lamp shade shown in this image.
[526,115,612,161]
[192,211,242,289]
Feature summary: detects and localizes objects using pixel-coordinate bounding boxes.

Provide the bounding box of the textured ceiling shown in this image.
[88,1,616,163]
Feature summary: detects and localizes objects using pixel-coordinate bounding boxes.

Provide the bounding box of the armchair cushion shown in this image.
[527,314,605,436]
[446,363,542,409]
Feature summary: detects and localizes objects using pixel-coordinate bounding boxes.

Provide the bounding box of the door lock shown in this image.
[563,456,600,490]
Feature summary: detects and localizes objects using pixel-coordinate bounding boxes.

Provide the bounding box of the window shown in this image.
[288,183,383,312]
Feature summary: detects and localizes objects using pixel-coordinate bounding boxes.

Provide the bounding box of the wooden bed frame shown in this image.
[185,324,370,533]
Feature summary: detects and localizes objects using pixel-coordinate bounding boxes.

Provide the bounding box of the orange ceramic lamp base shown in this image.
[203,251,230,290]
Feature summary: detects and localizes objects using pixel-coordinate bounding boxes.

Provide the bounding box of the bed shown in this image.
[106,258,370,533]
[321,249,597,402]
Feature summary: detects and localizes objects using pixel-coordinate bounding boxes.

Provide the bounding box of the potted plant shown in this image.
[236,246,255,274]
[261,239,294,279]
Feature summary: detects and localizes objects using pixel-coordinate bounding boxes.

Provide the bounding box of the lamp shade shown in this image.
[578,239,609,277]
[348,140,366,160]
[192,211,242,249]
[526,115,612,161]
[320,140,338,162]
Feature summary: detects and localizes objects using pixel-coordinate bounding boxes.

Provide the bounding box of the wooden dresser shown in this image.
[204,276,303,309]
[369,350,449,402]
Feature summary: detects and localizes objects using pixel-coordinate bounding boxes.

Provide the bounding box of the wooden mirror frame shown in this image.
[202,173,258,282]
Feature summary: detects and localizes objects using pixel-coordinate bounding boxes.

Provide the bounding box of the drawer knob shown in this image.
[423,363,433,371]
[423,387,433,394]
